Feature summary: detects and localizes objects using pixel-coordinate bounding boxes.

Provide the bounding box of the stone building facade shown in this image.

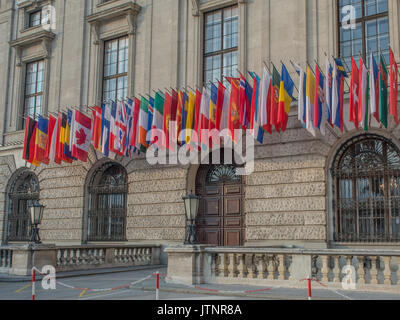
[0,0,400,258]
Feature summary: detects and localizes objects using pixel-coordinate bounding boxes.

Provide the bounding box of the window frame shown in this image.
[203,5,239,88]
[337,0,389,65]
[102,36,129,102]
[28,9,42,28]
[23,60,45,126]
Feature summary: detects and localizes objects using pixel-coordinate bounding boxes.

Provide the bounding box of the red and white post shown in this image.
[156,271,160,300]
[32,268,36,301]
[307,277,312,301]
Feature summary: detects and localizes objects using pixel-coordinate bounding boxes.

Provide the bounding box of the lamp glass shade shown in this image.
[183,194,200,221]
[29,201,44,225]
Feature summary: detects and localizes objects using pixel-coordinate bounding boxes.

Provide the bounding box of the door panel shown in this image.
[225,229,241,246]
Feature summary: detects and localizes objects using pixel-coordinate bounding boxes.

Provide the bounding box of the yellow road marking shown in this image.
[14,283,32,293]
[79,289,88,298]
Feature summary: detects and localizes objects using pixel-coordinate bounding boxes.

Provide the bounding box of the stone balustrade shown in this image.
[0,244,161,276]
[56,245,156,272]
[165,246,400,292]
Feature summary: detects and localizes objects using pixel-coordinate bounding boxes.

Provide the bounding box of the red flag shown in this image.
[54,113,63,163]
[91,106,102,151]
[130,97,141,149]
[228,78,241,140]
[216,81,226,131]
[390,48,399,124]
[193,89,202,147]
[23,117,38,165]
[349,57,360,130]
[163,92,172,150]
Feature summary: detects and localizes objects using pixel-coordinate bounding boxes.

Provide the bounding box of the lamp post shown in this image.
[28,200,45,244]
[182,192,200,245]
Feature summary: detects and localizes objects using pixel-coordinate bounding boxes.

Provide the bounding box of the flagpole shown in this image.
[280,60,299,94]
[334,55,351,91]
[263,61,271,74]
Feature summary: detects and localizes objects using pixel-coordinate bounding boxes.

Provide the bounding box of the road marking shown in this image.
[79,289,88,298]
[14,284,32,293]
[78,290,132,300]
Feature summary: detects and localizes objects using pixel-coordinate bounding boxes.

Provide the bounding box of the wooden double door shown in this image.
[195,164,245,246]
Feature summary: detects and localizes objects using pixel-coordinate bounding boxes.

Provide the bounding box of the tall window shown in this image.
[23,60,44,127]
[103,36,129,102]
[7,172,39,242]
[333,135,400,243]
[338,0,389,70]
[87,163,127,242]
[29,10,42,28]
[204,6,238,88]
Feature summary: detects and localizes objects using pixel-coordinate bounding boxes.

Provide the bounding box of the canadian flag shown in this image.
[71,110,92,162]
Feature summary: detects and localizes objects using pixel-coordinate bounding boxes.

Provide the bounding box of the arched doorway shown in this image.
[195,164,245,246]
[332,134,400,242]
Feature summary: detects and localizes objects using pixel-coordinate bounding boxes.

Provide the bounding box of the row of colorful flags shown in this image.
[22,49,400,167]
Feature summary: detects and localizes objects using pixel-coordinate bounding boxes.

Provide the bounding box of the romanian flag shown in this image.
[34,115,49,164]
[60,112,72,163]
[186,91,195,144]
[390,48,399,124]
[23,117,40,167]
[277,64,295,132]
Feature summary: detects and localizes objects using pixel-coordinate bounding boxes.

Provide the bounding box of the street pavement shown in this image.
[1,267,400,300]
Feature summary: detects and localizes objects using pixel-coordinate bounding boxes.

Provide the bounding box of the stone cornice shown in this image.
[9,29,55,48]
[86,2,141,25]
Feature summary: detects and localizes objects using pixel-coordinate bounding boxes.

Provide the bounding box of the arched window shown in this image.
[7,171,39,242]
[332,135,400,242]
[87,163,128,241]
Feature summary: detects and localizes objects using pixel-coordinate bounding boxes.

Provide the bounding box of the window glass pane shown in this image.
[29,11,41,27]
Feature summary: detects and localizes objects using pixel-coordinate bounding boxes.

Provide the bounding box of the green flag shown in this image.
[379,53,388,128]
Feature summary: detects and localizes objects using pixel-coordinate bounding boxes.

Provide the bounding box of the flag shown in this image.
[147,96,154,145]
[100,103,111,157]
[260,67,272,134]
[60,112,73,163]
[114,100,129,155]
[162,92,172,150]
[349,57,360,130]
[71,110,92,162]
[314,65,326,135]
[45,115,57,164]
[65,109,76,161]
[193,89,202,146]
[179,91,188,145]
[199,86,210,148]
[34,115,49,164]
[91,106,102,151]
[364,67,371,132]
[138,96,149,149]
[209,83,218,130]
[186,91,196,144]
[306,65,316,136]
[124,98,134,157]
[390,48,399,124]
[370,52,380,124]
[176,91,183,144]
[277,64,295,132]
[271,65,281,132]
[359,57,368,129]
[23,117,40,166]
[379,53,389,128]
[292,61,307,127]
[151,92,165,148]
[325,58,333,126]
[109,101,118,154]
[228,77,242,142]
[130,97,141,152]
[55,113,65,163]
[332,58,347,132]
[219,85,230,131]
[239,74,252,129]
[216,81,226,131]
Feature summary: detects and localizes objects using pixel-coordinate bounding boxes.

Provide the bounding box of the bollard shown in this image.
[156,271,160,301]
[32,268,36,301]
[308,278,312,301]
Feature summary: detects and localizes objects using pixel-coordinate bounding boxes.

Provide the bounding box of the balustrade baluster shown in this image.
[320,255,330,282]
[7,251,12,268]
[277,254,286,280]
[0,251,4,267]
[257,255,266,279]
[237,254,246,278]
[356,256,366,284]
[57,250,62,267]
[249,255,257,279]
[370,256,379,285]
[267,255,275,280]
[214,254,221,277]
[382,256,392,285]
[332,256,341,282]
[228,254,237,278]
[81,250,87,265]
[222,254,229,277]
